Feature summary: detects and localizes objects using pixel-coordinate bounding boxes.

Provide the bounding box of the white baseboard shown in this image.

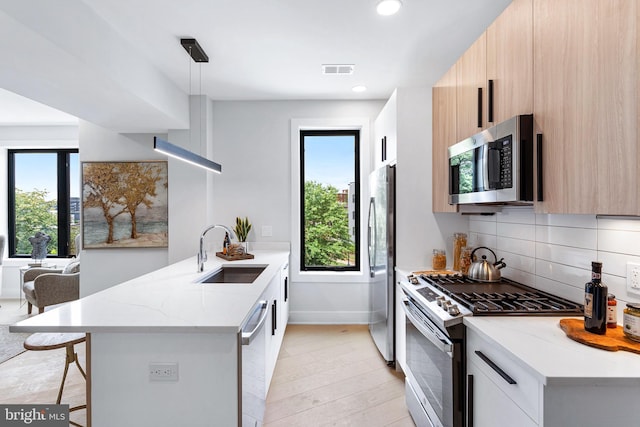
[288,310,369,324]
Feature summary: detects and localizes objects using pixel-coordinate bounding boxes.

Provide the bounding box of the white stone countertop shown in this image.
[464,316,640,386]
[10,250,289,334]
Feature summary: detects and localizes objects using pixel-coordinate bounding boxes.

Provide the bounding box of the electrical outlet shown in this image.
[262,225,273,237]
[149,363,179,381]
[627,262,640,296]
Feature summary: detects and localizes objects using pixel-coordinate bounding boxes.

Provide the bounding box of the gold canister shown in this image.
[432,249,447,270]
[453,233,467,271]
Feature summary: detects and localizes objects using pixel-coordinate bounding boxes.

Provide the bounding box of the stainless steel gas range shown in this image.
[399,273,583,427]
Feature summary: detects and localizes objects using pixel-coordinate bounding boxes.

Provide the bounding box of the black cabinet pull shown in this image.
[487,80,494,123]
[284,277,288,302]
[467,374,474,427]
[477,87,483,128]
[271,300,277,336]
[474,351,516,384]
[536,134,543,201]
[382,136,387,162]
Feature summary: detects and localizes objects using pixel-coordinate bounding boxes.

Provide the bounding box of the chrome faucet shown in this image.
[197,224,236,272]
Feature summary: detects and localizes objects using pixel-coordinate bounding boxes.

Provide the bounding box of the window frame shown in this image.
[7,148,78,258]
[299,129,361,272]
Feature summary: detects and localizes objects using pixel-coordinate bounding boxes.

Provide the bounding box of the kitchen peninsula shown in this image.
[10,249,290,427]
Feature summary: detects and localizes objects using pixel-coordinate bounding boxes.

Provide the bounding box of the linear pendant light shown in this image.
[154,137,222,173]
[154,38,222,174]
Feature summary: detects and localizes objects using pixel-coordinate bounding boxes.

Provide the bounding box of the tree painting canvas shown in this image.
[81,161,168,248]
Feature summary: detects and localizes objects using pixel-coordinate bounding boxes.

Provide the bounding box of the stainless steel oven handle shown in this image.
[402,299,453,356]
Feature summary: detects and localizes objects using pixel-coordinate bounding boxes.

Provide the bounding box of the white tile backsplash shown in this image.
[469,218,497,235]
[467,207,640,305]
[498,222,535,241]
[598,229,640,256]
[497,236,535,257]
[535,242,596,270]
[535,224,597,249]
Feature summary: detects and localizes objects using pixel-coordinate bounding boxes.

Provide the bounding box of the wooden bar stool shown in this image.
[24,332,87,427]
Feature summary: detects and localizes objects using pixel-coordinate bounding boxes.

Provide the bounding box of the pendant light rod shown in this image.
[154,137,222,174]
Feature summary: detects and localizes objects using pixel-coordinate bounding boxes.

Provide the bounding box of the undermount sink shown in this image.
[197,265,267,284]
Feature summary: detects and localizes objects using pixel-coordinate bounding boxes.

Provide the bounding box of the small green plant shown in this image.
[234,217,252,242]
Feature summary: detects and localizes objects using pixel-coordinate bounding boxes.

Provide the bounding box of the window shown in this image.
[300,130,360,271]
[8,149,79,258]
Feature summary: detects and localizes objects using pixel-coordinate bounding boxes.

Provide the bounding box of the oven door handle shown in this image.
[402,299,453,356]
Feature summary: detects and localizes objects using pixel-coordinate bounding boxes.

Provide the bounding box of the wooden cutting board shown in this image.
[215,252,254,261]
[559,318,640,354]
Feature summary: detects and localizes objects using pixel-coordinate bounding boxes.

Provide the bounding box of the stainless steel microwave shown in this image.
[448,114,534,205]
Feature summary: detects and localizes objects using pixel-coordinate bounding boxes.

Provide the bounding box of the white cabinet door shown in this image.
[394,280,406,371]
[374,90,397,169]
[264,273,280,390]
[467,360,537,427]
[280,262,289,328]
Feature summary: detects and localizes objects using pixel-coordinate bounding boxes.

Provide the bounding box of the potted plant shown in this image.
[234,217,252,253]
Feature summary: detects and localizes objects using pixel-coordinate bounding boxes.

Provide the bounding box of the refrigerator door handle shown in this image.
[367,197,376,278]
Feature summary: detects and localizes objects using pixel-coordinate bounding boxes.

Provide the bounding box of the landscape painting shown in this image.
[82,161,168,248]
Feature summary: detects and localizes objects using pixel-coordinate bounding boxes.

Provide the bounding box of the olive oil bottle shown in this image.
[584,261,608,335]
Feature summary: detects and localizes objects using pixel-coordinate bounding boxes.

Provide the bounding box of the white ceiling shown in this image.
[0,0,512,129]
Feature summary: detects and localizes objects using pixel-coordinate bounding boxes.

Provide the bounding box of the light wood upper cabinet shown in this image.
[432,65,458,213]
[456,33,487,140]
[486,0,533,124]
[533,0,638,214]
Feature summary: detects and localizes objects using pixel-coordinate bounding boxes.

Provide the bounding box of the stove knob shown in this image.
[436,296,445,306]
[442,300,452,311]
[448,304,461,316]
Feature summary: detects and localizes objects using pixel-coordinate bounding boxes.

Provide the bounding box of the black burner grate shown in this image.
[419,274,583,316]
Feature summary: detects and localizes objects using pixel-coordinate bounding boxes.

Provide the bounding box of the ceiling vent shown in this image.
[322,64,355,75]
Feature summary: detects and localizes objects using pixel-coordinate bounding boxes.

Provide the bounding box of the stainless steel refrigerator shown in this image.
[367,164,395,366]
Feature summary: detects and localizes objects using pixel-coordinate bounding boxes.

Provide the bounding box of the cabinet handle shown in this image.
[467,374,474,427]
[284,277,288,302]
[271,300,277,336]
[487,80,494,123]
[536,134,543,201]
[477,87,483,128]
[382,136,387,162]
[474,351,516,384]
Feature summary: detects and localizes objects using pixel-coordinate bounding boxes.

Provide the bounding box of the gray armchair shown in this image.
[23,235,81,315]
[23,266,79,314]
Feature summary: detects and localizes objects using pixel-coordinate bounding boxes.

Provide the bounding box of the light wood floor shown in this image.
[1,300,412,426]
[0,300,87,426]
[264,324,414,427]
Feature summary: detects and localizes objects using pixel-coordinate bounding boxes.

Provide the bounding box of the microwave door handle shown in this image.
[402,300,453,355]
[481,144,490,191]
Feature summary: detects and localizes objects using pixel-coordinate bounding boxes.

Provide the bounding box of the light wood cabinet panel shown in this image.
[456,33,487,140]
[432,65,458,213]
[486,0,533,124]
[534,0,637,214]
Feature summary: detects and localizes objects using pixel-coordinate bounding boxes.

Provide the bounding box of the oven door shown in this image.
[402,295,462,427]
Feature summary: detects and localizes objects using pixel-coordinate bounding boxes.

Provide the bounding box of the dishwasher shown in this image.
[240,300,269,427]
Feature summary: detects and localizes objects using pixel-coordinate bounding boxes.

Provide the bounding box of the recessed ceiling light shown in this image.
[376,0,402,16]
[352,85,367,93]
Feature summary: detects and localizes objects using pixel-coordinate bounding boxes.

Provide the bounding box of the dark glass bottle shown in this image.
[584,261,608,334]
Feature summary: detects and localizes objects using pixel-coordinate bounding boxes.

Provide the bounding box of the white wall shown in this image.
[78,122,170,296]
[209,100,384,323]
[470,207,640,321]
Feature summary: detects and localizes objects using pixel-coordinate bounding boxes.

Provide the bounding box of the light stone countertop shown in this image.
[10,250,290,334]
[464,316,640,386]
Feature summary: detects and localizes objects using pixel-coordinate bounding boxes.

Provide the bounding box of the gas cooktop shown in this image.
[419,274,583,316]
